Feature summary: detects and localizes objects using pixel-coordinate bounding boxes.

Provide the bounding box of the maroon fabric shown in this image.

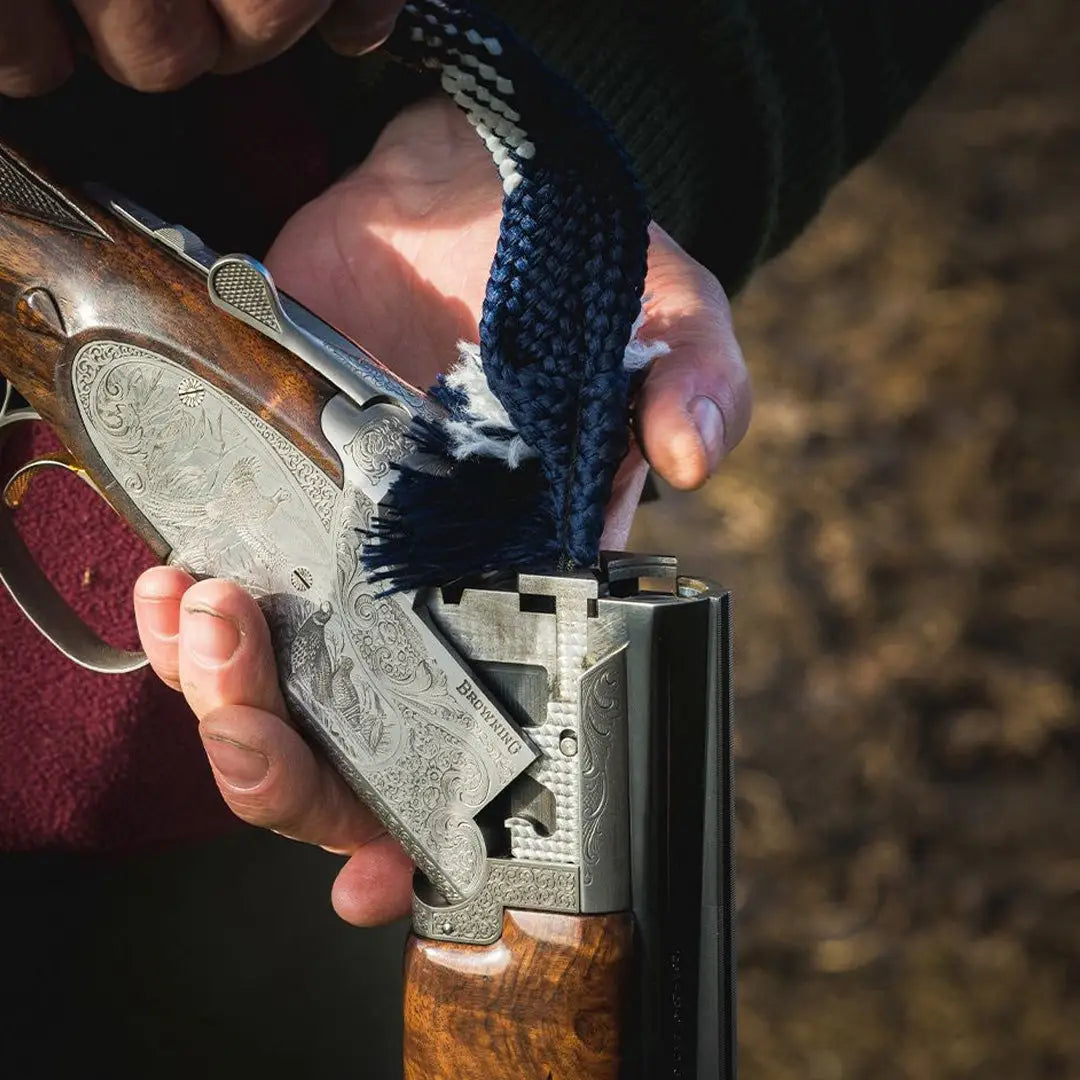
[0,425,235,851]
[0,60,332,853]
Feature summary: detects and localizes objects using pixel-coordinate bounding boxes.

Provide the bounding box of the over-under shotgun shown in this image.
[0,140,735,1079]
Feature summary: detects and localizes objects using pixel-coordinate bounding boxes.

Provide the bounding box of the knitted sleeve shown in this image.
[486,0,1000,292]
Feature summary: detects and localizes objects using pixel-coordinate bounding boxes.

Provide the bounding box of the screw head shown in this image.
[560,733,578,757]
[177,377,205,408]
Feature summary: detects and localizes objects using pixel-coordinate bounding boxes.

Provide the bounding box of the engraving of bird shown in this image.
[288,603,335,703]
[206,457,290,527]
[330,655,388,756]
[206,457,292,572]
[138,455,294,586]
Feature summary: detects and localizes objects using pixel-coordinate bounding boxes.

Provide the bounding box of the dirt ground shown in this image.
[632,1,1080,1075]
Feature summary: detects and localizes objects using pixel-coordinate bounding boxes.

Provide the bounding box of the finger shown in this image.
[197,701,387,854]
[72,0,221,92]
[332,836,414,925]
[209,0,333,74]
[320,0,404,56]
[636,336,752,490]
[176,578,285,720]
[175,579,383,854]
[0,2,73,97]
[600,448,649,550]
[133,564,196,691]
[636,228,753,490]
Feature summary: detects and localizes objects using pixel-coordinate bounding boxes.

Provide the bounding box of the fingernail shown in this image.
[354,21,396,55]
[183,605,241,667]
[321,12,399,56]
[204,737,268,791]
[137,598,180,642]
[690,396,725,472]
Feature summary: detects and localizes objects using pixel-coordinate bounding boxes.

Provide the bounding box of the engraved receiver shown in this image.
[0,142,534,905]
[0,142,735,1079]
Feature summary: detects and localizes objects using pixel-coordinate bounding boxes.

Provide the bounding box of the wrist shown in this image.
[363,95,504,218]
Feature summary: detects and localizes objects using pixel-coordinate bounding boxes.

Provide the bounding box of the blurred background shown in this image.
[634,0,1080,1074]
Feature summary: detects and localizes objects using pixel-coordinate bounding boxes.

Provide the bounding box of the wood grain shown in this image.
[0,141,343,556]
[403,909,634,1080]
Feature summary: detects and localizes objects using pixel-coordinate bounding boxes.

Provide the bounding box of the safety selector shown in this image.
[205,254,407,410]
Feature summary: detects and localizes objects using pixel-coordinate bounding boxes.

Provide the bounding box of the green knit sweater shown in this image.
[0,1,999,293]
[485,0,1000,291]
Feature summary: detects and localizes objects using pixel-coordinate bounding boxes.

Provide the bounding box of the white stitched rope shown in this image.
[405,1,532,195]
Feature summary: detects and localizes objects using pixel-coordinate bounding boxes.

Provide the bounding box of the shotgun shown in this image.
[0,139,735,1079]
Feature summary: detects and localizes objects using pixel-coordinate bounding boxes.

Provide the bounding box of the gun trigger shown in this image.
[3,452,96,509]
[0,407,147,675]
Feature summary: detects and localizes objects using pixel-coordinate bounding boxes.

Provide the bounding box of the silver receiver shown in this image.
[10,189,542,904]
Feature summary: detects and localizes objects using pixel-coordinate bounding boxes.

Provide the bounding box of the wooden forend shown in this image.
[403,909,634,1080]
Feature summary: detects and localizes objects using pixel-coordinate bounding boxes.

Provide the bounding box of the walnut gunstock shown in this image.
[404,910,633,1080]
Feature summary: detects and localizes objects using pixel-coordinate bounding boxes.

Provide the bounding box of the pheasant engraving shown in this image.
[288,603,335,703]
[330,656,389,757]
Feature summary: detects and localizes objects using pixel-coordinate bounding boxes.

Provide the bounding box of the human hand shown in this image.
[0,0,404,96]
[133,94,751,925]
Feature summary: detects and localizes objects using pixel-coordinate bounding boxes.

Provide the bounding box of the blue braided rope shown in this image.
[367,0,650,587]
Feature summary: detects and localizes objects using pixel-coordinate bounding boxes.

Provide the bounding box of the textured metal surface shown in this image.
[508,574,596,868]
[70,341,533,901]
[208,259,282,333]
[421,572,637,936]
[578,645,630,911]
[0,149,109,239]
[412,858,579,945]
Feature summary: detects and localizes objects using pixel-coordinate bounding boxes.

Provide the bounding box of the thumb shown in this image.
[635,226,753,491]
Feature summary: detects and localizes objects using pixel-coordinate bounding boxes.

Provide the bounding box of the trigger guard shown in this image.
[0,407,148,675]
